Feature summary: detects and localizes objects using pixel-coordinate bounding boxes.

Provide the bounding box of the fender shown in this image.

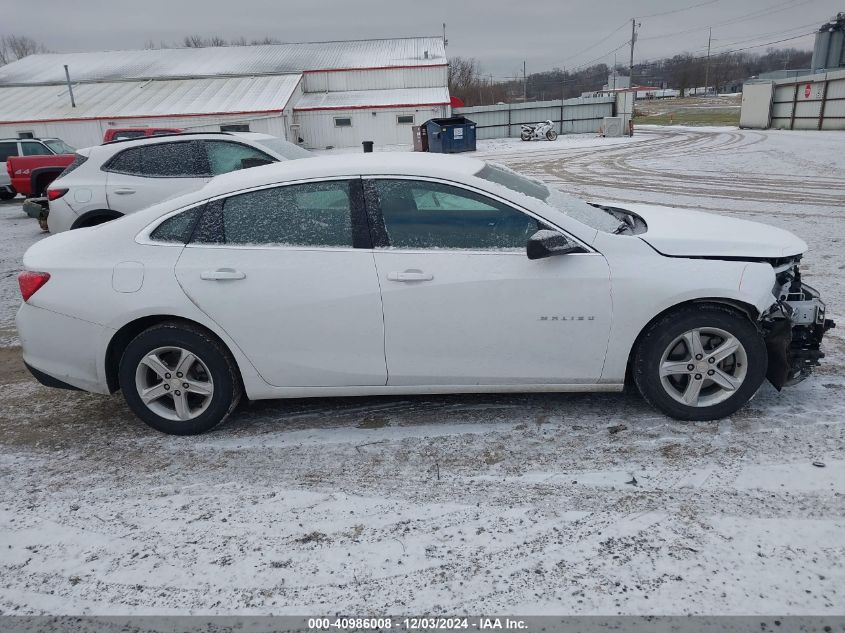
[29,166,68,197]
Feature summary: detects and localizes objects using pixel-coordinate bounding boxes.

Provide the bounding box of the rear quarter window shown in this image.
[149,206,203,243]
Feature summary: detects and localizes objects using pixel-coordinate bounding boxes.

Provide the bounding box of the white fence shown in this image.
[453,95,619,140]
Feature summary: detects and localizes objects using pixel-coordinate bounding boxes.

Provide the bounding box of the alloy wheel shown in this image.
[134,346,214,421]
[658,327,748,407]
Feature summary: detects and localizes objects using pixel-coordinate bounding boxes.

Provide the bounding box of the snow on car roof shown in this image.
[202,152,486,196]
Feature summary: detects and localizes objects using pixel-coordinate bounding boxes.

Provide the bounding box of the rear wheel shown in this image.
[546,130,558,140]
[119,323,242,434]
[0,188,15,201]
[520,132,531,141]
[633,305,767,420]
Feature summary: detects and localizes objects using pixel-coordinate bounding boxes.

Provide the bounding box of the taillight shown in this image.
[18,271,51,302]
[47,188,68,201]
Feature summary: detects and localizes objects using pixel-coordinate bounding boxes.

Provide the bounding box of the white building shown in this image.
[0,37,450,149]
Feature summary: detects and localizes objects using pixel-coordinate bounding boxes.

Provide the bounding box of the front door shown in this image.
[366,178,612,386]
[175,178,386,388]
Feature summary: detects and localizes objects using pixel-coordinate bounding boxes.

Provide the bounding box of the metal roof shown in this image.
[294,87,450,111]
[0,74,302,123]
[0,37,446,86]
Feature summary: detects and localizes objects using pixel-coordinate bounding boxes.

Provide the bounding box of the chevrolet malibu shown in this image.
[17,153,834,434]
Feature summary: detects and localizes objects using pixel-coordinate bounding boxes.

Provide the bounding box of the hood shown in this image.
[614,203,807,259]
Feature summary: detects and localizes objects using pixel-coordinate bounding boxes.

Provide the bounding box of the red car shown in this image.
[102,127,183,143]
[3,138,76,199]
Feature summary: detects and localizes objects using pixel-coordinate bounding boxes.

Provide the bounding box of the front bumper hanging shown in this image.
[764,282,835,390]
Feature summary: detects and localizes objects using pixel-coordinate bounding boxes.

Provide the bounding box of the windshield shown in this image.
[43,139,76,154]
[475,162,620,233]
[254,138,311,160]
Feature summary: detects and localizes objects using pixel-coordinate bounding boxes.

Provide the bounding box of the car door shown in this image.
[105,140,210,213]
[365,177,612,386]
[174,178,387,388]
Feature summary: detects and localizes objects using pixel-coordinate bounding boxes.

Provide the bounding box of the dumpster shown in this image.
[422,117,477,153]
[411,125,429,152]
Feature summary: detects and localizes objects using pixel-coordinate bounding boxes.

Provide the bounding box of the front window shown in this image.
[20,142,53,156]
[203,141,275,176]
[475,162,621,233]
[372,179,550,250]
[43,139,76,154]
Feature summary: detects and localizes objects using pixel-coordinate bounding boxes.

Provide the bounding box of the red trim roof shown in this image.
[294,101,450,112]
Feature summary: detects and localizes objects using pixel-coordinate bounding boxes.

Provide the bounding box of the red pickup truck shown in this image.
[4,138,76,198]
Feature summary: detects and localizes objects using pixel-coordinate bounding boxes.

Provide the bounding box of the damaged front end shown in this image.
[760,258,835,389]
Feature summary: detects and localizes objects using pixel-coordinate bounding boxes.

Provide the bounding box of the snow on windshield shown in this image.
[255,138,312,160]
[475,162,619,233]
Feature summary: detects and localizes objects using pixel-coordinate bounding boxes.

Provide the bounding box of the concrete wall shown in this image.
[453,96,617,140]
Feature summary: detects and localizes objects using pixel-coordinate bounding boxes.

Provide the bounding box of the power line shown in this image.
[560,19,630,66]
[636,0,722,19]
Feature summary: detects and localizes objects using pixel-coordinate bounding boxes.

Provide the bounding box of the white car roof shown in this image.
[202,152,486,198]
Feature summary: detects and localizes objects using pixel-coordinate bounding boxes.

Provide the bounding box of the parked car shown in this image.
[102,127,183,143]
[7,153,76,198]
[1,137,75,200]
[45,132,311,232]
[17,153,833,435]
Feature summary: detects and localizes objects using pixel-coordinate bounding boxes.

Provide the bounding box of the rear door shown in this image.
[175,178,386,388]
[105,140,210,213]
[0,141,19,188]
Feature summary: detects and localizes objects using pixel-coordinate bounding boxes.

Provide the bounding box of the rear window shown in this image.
[59,153,89,177]
[106,141,205,177]
[150,206,203,243]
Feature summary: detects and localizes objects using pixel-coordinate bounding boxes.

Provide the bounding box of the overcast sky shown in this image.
[4,0,841,76]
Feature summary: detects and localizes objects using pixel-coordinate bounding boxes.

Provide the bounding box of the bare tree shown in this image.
[182,34,207,48]
[0,34,48,65]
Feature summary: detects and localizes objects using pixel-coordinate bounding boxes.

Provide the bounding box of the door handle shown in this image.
[113,188,136,195]
[200,268,246,281]
[387,269,433,282]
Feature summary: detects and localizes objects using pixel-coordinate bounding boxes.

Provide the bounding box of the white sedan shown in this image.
[17,153,833,434]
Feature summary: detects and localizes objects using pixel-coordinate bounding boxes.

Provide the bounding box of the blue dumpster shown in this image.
[423,117,477,153]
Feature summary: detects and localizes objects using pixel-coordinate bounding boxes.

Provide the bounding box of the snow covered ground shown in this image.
[1,127,843,615]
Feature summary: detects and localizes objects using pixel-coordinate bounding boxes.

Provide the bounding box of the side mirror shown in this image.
[526,229,583,260]
[241,157,274,169]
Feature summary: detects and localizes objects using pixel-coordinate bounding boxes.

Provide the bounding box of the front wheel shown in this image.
[0,188,15,201]
[119,322,242,434]
[633,305,767,421]
[546,130,558,140]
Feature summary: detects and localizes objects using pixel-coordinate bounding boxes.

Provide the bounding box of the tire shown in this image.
[118,322,242,435]
[520,132,531,141]
[546,130,558,141]
[0,188,15,201]
[632,304,767,421]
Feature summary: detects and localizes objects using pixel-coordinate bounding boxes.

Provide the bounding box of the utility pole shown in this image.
[523,60,527,102]
[629,18,639,85]
[704,27,712,95]
[442,23,448,48]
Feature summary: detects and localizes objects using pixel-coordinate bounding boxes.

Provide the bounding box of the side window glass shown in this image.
[21,142,53,156]
[139,141,205,177]
[106,147,143,174]
[373,179,547,250]
[149,206,203,243]
[0,142,18,161]
[220,180,353,247]
[204,141,275,176]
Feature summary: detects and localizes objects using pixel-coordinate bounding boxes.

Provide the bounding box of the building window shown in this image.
[397,115,414,125]
[334,117,352,128]
[220,124,250,132]
[17,131,35,139]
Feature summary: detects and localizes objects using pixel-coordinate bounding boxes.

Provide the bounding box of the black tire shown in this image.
[0,188,15,201]
[546,130,558,140]
[520,132,531,141]
[632,304,767,421]
[118,322,242,435]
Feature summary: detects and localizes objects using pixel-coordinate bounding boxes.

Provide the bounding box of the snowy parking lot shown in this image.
[1,126,844,615]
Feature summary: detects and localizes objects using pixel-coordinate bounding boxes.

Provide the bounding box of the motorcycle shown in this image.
[520,120,558,141]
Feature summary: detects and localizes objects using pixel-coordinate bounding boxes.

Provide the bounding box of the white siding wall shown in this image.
[0,112,289,149]
[302,66,447,93]
[295,105,448,149]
